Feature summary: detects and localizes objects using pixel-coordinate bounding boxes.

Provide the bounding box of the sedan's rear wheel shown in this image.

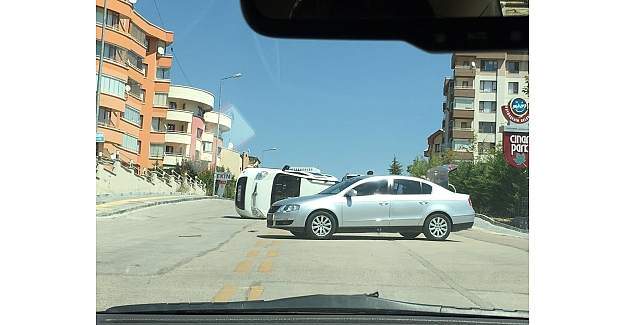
[424,213,451,241]
[399,232,420,239]
[306,211,336,240]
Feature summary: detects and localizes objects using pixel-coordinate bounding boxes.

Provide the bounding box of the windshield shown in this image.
[96,0,529,315]
[318,176,368,194]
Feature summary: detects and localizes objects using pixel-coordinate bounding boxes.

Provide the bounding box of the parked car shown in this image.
[266,175,474,240]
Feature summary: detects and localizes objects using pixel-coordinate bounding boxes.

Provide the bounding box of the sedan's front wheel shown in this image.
[423,213,451,241]
[306,211,337,240]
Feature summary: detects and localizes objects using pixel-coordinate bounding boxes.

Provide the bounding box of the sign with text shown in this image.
[503,131,529,168]
[96,132,105,143]
[215,172,232,182]
[501,98,529,124]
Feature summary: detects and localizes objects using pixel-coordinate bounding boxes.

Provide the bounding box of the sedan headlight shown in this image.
[282,204,300,213]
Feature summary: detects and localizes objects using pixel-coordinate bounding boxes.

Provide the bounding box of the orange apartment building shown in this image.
[96,0,174,170]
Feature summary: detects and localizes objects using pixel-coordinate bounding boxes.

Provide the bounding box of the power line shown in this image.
[171,47,192,85]
[152,0,191,85]
[152,0,166,27]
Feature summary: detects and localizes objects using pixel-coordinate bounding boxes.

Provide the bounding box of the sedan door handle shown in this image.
[379,202,389,206]
[419,201,430,205]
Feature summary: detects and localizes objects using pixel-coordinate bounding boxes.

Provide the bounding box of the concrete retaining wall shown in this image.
[96,160,207,197]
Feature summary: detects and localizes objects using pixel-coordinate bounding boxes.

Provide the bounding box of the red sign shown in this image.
[501,98,529,124]
[503,132,529,168]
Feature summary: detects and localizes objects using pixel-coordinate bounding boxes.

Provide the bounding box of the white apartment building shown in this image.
[440,51,529,161]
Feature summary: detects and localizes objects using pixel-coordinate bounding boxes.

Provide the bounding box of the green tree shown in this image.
[407,156,429,178]
[388,156,403,175]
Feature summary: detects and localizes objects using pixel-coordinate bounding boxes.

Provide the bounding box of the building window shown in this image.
[203,142,212,152]
[97,107,113,126]
[461,80,469,88]
[197,128,203,138]
[434,144,441,152]
[156,67,170,80]
[165,145,174,154]
[166,123,176,132]
[478,142,495,154]
[96,41,125,64]
[96,74,125,98]
[480,80,497,93]
[126,78,144,101]
[453,97,474,109]
[507,61,520,73]
[462,60,470,67]
[508,82,519,94]
[150,144,165,158]
[479,101,497,113]
[130,22,148,48]
[480,60,498,72]
[127,51,144,73]
[96,7,119,29]
[154,93,168,107]
[122,134,140,153]
[479,122,496,133]
[460,121,469,129]
[122,105,142,126]
[151,117,165,132]
[169,101,177,110]
[453,140,471,151]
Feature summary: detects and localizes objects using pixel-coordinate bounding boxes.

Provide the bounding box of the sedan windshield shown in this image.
[318,176,369,194]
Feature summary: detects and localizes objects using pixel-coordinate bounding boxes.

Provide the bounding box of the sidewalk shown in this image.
[96,194,209,217]
[472,217,529,239]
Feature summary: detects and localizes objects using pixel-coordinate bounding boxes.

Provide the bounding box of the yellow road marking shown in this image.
[212,284,236,302]
[246,250,259,257]
[234,259,253,273]
[258,259,273,273]
[247,286,264,301]
[267,249,278,257]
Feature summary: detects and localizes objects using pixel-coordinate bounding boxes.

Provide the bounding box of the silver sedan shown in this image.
[266,175,475,240]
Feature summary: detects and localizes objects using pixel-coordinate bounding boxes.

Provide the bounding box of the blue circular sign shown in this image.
[510,98,528,116]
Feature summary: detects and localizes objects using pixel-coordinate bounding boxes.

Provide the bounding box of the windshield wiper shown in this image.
[98,292,528,319]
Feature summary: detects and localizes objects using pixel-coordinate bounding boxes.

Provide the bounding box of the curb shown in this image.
[96,196,211,217]
[475,214,529,234]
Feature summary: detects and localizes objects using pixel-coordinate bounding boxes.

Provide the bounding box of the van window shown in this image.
[271,174,301,204]
[235,177,247,210]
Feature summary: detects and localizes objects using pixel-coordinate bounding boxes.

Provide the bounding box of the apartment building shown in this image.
[164,85,232,170]
[96,0,174,170]
[435,51,529,162]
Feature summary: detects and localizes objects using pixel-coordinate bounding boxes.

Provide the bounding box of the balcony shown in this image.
[163,153,187,166]
[452,109,474,119]
[201,131,215,142]
[451,128,474,139]
[453,85,475,98]
[166,109,193,123]
[454,66,475,77]
[164,132,191,144]
[204,111,232,132]
[200,151,213,162]
[451,151,474,161]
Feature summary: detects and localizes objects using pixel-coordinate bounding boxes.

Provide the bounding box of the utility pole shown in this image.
[96,0,108,126]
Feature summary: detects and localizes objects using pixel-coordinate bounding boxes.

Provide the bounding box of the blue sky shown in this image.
[136,0,451,177]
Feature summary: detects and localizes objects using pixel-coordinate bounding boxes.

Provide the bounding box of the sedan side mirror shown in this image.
[346,189,357,197]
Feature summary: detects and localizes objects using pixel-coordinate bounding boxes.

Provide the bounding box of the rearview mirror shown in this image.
[346,189,357,197]
[240,0,528,52]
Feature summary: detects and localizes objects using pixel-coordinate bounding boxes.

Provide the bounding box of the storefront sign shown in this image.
[501,98,529,124]
[503,131,529,168]
[96,132,105,143]
[215,172,232,181]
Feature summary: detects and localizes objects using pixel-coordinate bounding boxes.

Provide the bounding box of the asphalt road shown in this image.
[96,199,528,312]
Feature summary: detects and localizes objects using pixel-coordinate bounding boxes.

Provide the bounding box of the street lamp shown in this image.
[212,73,243,196]
[261,148,278,166]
